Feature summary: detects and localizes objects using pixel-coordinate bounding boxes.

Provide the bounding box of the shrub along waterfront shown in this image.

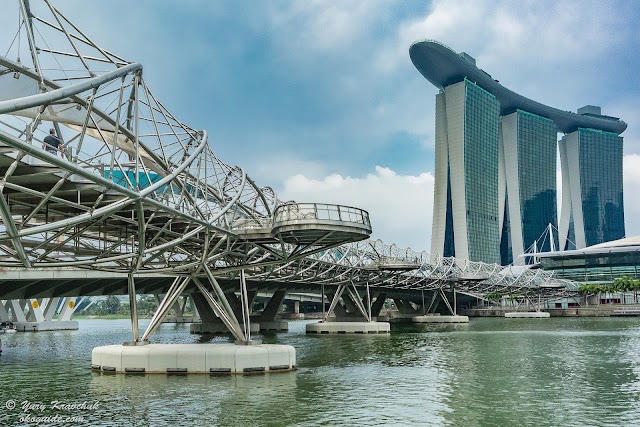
[579,276,640,304]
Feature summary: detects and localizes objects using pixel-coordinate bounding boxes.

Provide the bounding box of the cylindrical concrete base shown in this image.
[306,321,390,334]
[15,321,79,332]
[162,316,200,324]
[259,320,288,332]
[412,315,469,323]
[91,343,296,374]
[190,322,260,334]
[505,312,550,318]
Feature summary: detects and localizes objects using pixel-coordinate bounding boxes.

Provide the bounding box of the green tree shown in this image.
[103,295,120,314]
[136,295,159,317]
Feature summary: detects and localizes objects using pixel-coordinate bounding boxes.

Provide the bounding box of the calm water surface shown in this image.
[1,317,640,426]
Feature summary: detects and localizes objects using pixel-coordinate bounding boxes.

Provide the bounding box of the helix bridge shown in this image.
[0,1,576,354]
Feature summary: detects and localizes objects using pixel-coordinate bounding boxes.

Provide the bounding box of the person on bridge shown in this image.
[42,128,63,156]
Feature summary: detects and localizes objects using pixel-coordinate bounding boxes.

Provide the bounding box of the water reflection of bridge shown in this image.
[0,1,577,372]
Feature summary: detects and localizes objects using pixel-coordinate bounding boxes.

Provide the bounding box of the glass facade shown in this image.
[443,164,455,257]
[541,251,640,283]
[500,194,512,265]
[578,128,625,246]
[417,41,628,264]
[432,81,624,265]
[516,110,558,254]
[565,211,576,250]
[463,80,500,263]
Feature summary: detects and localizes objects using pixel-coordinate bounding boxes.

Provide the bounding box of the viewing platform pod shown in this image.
[272,203,371,246]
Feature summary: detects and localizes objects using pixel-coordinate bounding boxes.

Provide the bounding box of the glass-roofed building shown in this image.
[534,236,640,283]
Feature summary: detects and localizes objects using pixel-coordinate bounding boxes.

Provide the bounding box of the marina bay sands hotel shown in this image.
[410,40,627,265]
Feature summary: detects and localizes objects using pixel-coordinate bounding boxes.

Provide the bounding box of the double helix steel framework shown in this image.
[0,1,576,341]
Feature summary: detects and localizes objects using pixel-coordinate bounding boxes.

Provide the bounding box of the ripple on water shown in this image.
[1,318,639,426]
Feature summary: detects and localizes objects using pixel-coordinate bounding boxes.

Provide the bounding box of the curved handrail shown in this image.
[273,203,371,227]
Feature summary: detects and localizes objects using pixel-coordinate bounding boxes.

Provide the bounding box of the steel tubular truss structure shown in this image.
[0,1,576,341]
[257,239,579,302]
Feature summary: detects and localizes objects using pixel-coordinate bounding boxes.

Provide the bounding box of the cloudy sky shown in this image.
[2,0,639,251]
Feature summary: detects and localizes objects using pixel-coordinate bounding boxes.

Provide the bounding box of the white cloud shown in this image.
[251,152,330,184]
[376,0,637,110]
[275,154,639,254]
[2,0,637,252]
[382,0,626,71]
[608,99,640,154]
[267,1,384,53]
[279,166,434,251]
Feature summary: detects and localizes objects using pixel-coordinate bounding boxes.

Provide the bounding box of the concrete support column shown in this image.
[394,298,419,315]
[370,293,387,317]
[171,298,184,317]
[190,291,259,335]
[158,294,199,324]
[260,290,286,322]
[58,297,77,321]
[342,293,359,315]
[11,300,27,322]
[225,292,245,320]
[26,299,45,323]
[326,293,348,318]
[192,298,199,318]
[4,297,78,332]
[222,290,258,317]
[333,299,348,318]
[191,293,218,323]
[246,290,257,311]
[43,297,60,321]
[258,290,289,332]
[0,301,10,322]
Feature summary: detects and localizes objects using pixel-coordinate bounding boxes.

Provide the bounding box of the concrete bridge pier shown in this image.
[505,293,550,318]
[412,288,469,324]
[258,290,288,332]
[93,270,296,374]
[370,292,388,319]
[333,291,387,320]
[159,294,200,324]
[0,297,79,331]
[306,283,390,334]
[389,297,421,322]
[191,289,289,333]
[189,293,260,335]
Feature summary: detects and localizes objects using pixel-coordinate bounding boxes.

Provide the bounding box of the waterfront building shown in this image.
[432,79,501,264]
[410,40,627,264]
[535,236,640,283]
[558,123,625,250]
[501,110,558,264]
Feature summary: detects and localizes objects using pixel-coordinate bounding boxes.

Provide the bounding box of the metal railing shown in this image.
[273,203,370,227]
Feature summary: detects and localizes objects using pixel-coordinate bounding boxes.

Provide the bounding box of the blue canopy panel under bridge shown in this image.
[104,170,167,194]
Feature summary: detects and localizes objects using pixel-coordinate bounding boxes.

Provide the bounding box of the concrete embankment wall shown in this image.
[461,305,640,317]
